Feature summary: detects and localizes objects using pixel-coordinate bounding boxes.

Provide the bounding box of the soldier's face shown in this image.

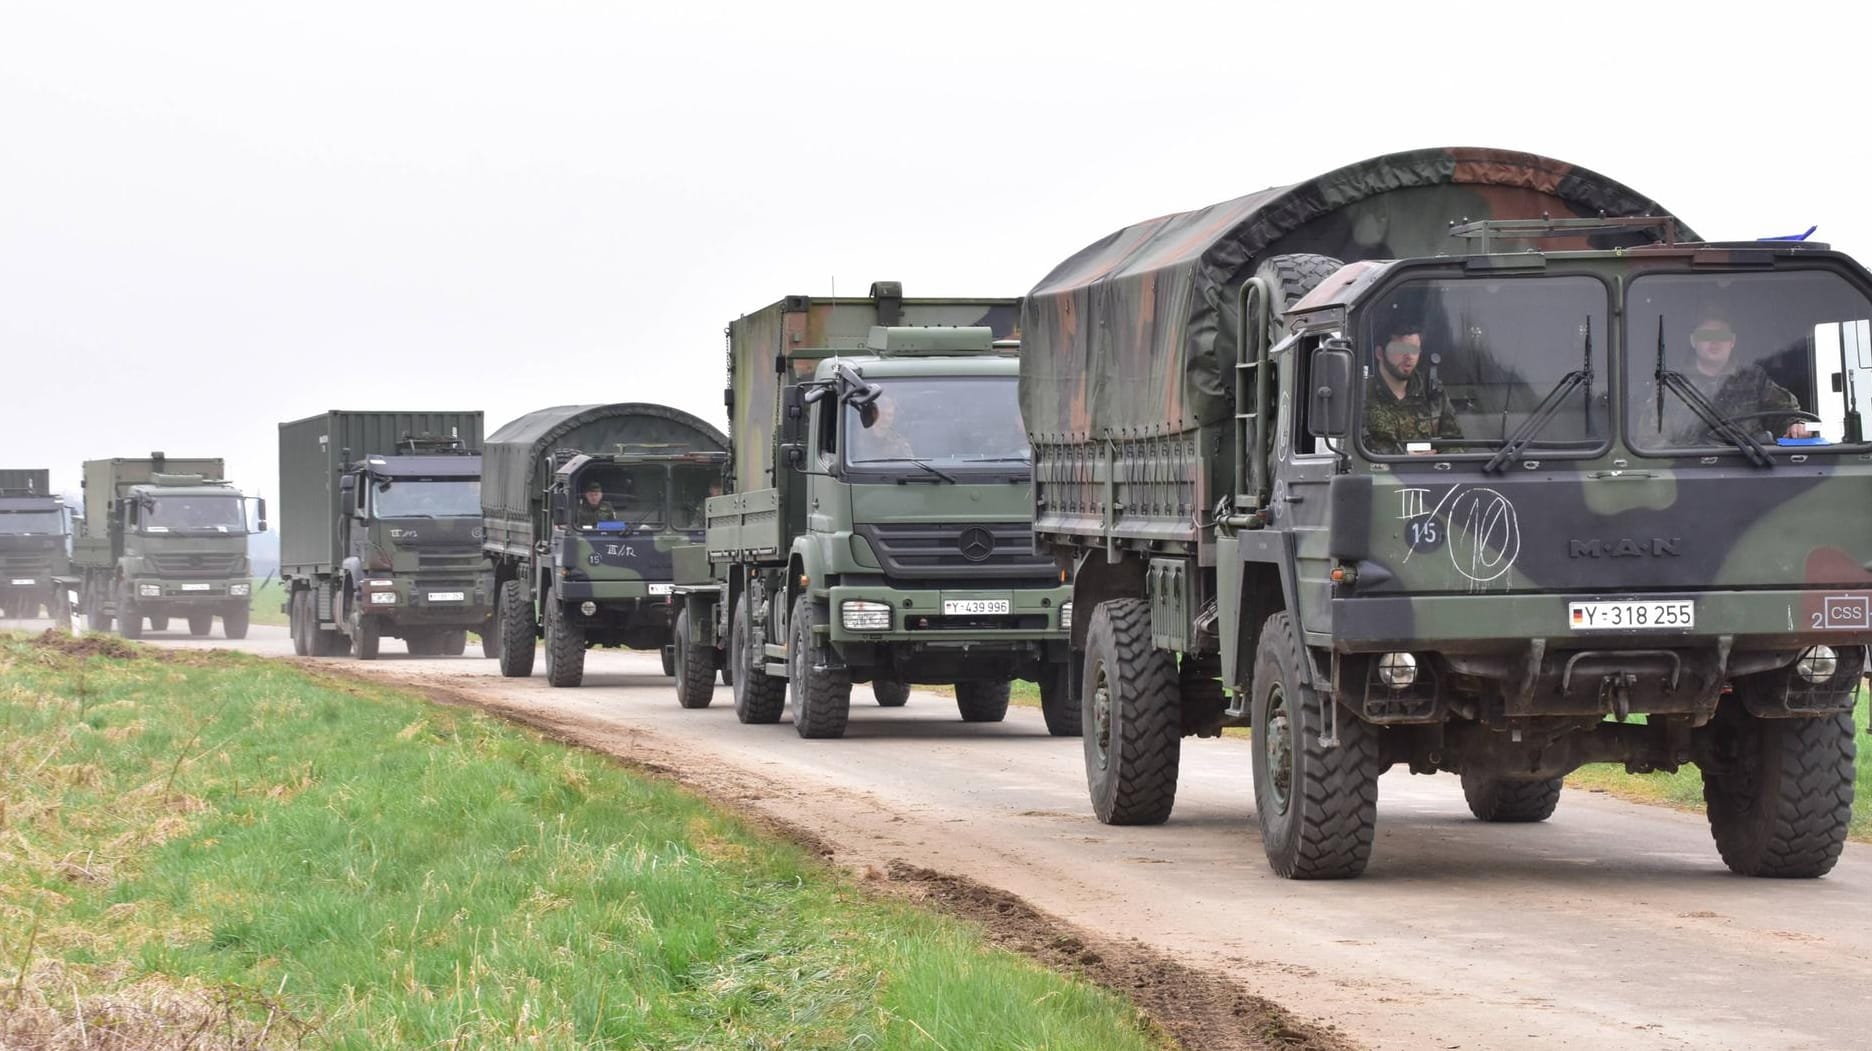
[584,489,602,506]
[1380,334,1423,380]
[1690,323,1736,373]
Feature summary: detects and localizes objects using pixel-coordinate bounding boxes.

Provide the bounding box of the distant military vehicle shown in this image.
[279,411,493,660]
[675,283,1074,738]
[0,469,71,620]
[1024,146,1870,879]
[482,404,728,686]
[65,454,262,639]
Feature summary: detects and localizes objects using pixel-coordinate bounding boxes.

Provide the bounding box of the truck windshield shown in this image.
[374,479,481,518]
[1357,275,1611,458]
[670,465,717,531]
[143,495,246,534]
[1625,271,1872,453]
[0,510,63,534]
[845,376,1029,466]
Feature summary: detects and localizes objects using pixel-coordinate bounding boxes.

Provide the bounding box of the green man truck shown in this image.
[66,454,262,639]
[0,469,71,620]
[483,403,728,687]
[674,282,1075,739]
[279,411,493,660]
[1023,146,1871,879]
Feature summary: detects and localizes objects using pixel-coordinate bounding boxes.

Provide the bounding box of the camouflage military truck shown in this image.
[65,454,262,639]
[1023,146,1870,879]
[0,469,71,620]
[483,404,728,687]
[279,411,494,660]
[674,283,1074,738]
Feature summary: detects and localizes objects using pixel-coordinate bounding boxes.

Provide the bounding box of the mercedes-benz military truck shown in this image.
[674,282,1074,738]
[1024,146,1871,879]
[0,469,71,620]
[483,403,728,687]
[279,411,493,660]
[67,454,262,639]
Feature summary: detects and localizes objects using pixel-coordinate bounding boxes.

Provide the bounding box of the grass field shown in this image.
[0,631,1165,1050]
[247,577,287,627]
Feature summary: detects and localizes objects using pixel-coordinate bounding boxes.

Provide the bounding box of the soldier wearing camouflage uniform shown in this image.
[1362,322,1461,455]
[1650,314,1809,445]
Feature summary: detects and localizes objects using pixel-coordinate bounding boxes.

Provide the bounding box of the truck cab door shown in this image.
[1281,337,1344,635]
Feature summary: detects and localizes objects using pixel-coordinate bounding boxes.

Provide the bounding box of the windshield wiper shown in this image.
[1652,315,1772,467]
[902,458,957,483]
[1483,315,1596,473]
[958,455,1032,463]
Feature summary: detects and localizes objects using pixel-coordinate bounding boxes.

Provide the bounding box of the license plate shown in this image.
[180,583,210,592]
[1568,600,1694,631]
[943,599,1010,616]
[428,591,465,602]
[9,578,34,586]
[647,583,674,595]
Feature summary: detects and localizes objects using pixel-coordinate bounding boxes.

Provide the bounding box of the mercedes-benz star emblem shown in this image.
[958,527,996,563]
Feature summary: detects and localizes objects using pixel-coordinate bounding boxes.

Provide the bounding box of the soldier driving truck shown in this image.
[1024,146,1870,880]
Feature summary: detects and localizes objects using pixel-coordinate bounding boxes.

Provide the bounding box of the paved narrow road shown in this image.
[14,613,1871,1050]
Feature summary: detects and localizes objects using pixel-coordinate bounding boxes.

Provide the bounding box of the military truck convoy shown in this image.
[0,469,71,620]
[482,403,728,687]
[675,283,1074,738]
[1023,146,1870,879]
[278,411,494,660]
[25,145,1866,881]
[64,455,261,639]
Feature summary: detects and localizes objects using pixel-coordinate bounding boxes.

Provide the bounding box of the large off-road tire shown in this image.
[439,628,467,656]
[353,613,380,660]
[479,620,498,659]
[955,680,1010,723]
[544,600,586,688]
[497,579,536,678]
[117,586,144,640]
[872,679,911,708]
[1254,253,1346,342]
[149,615,170,632]
[187,613,213,638]
[1037,660,1080,737]
[289,591,310,656]
[1461,772,1563,823]
[1701,701,1856,878]
[674,608,717,709]
[1082,599,1181,825]
[660,645,677,677]
[1251,612,1380,880]
[85,594,112,634]
[732,594,786,724]
[222,606,249,640]
[790,594,852,739]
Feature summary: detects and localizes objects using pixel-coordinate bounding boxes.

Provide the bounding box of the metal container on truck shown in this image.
[278,411,492,660]
[1023,145,1872,879]
[673,282,1074,739]
[0,468,72,620]
[65,454,263,639]
[483,403,729,687]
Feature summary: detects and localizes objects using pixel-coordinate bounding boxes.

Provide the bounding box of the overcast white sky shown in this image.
[3,2,1865,505]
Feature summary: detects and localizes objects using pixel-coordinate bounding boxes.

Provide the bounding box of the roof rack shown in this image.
[1448,214,1683,253]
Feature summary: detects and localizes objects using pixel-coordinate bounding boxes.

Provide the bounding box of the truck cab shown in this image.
[0,469,70,620]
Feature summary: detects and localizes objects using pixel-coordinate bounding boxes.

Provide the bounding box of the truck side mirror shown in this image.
[1308,344,1356,439]
[780,385,806,446]
[550,488,569,525]
[255,497,269,533]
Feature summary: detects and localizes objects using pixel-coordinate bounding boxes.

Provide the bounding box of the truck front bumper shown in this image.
[825,584,1072,645]
[130,579,250,606]
[360,577,493,624]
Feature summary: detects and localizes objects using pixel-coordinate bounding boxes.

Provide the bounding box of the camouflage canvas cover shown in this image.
[481,403,727,528]
[728,289,1021,492]
[1020,147,1696,441]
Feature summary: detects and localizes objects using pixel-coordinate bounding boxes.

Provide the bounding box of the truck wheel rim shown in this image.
[1264,685,1294,815]
[1091,665,1113,771]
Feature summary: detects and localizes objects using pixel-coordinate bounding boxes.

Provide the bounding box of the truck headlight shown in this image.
[230,583,250,597]
[1796,645,1839,683]
[841,600,892,631]
[1377,652,1418,689]
[370,591,398,605]
[1059,602,1072,633]
[367,579,394,588]
[138,584,162,598]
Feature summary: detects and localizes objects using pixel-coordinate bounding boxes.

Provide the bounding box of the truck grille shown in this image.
[0,552,53,573]
[855,522,1057,585]
[146,553,246,578]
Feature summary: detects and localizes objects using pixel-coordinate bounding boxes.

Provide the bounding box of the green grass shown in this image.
[0,632,1164,1050]
[1566,688,1872,839]
[248,577,288,627]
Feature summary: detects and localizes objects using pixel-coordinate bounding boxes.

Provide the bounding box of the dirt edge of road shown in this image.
[303,663,1362,1051]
